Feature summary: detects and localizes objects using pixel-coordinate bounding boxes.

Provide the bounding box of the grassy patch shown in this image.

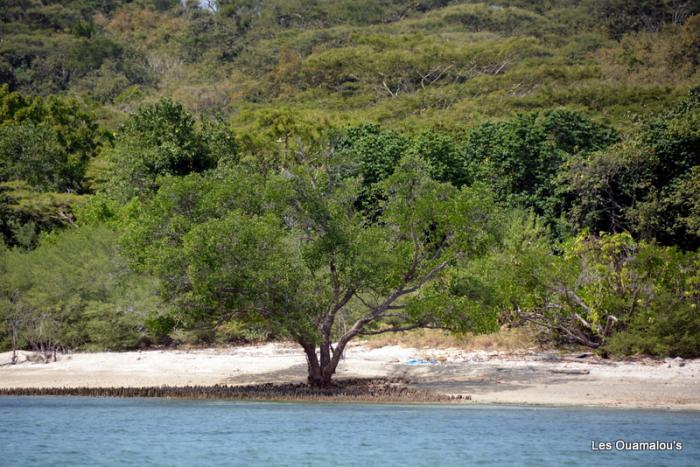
[360,326,538,352]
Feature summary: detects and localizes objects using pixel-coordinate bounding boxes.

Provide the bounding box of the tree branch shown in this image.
[359,324,423,336]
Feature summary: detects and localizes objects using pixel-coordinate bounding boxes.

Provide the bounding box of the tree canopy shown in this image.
[120,154,506,384]
[99,98,230,202]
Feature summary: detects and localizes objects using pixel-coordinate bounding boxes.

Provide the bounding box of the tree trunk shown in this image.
[301,341,339,387]
[11,328,17,365]
[319,341,333,385]
[301,342,322,386]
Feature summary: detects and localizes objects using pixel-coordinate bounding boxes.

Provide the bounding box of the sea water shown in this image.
[0,397,697,466]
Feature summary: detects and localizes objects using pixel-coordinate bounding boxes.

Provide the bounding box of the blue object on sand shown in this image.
[405,358,437,365]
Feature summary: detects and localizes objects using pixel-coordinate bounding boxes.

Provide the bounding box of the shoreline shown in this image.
[2,387,699,411]
[0,378,462,403]
[1,343,698,410]
[3,393,698,412]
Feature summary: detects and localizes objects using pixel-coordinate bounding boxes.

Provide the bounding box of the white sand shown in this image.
[1,344,698,409]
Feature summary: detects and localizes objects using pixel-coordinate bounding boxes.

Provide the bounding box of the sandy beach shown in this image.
[1,343,698,409]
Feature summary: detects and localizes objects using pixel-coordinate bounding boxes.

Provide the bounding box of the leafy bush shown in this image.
[607,303,700,358]
[0,225,164,352]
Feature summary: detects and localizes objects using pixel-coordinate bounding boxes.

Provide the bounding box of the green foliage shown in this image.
[0,85,102,193]
[0,123,72,192]
[74,193,120,226]
[335,123,469,218]
[100,98,224,202]
[457,211,558,323]
[235,106,330,172]
[466,228,700,357]
[1,0,698,360]
[121,152,505,381]
[4,0,696,131]
[0,225,164,352]
[565,233,700,358]
[0,181,86,248]
[406,129,468,186]
[180,3,245,63]
[589,0,698,40]
[0,86,102,246]
[464,108,618,231]
[0,1,151,97]
[641,86,700,187]
[335,123,409,217]
[1,0,697,131]
[558,88,700,249]
[337,124,409,184]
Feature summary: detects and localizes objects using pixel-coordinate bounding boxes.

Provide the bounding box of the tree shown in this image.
[479,228,700,357]
[556,140,653,236]
[557,88,700,249]
[0,241,26,363]
[100,98,221,202]
[406,129,467,187]
[237,107,330,171]
[0,122,75,192]
[335,124,467,218]
[0,85,102,193]
[334,123,409,218]
[587,0,694,39]
[121,155,504,385]
[464,109,618,230]
[0,87,101,246]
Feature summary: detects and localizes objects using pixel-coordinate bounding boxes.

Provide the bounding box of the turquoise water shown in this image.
[0,397,698,466]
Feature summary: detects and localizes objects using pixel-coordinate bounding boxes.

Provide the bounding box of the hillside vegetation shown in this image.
[1,0,699,363]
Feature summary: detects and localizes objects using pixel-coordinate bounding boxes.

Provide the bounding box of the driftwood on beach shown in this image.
[0,378,468,403]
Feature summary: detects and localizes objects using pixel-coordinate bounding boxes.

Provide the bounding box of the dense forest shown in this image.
[1,0,699,369]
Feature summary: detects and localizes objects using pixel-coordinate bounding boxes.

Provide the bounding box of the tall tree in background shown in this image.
[0,86,102,247]
[558,88,700,249]
[100,98,226,202]
[463,108,618,234]
[0,85,101,192]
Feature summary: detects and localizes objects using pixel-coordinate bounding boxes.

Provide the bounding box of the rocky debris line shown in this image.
[0,378,469,403]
